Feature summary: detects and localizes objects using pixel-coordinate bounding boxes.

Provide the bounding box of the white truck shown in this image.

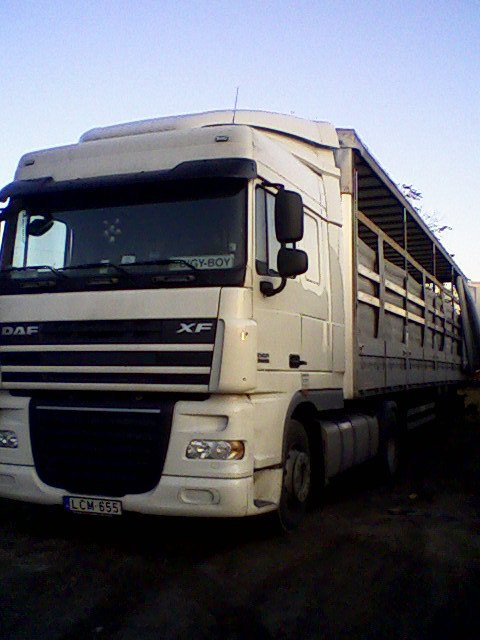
[0,111,478,529]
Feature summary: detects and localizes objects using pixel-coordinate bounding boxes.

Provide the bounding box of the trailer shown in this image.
[0,111,478,528]
[337,129,470,393]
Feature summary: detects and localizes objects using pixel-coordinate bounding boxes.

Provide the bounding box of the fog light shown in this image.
[186,440,244,460]
[0,431,18,448]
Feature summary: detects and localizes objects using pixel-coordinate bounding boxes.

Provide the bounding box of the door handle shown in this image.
[289,354,307,369]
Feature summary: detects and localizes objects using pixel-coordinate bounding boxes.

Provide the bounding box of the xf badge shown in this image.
[176,322,213,334]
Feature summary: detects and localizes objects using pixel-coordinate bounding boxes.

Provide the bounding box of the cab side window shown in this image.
[255,187,281,276]
[12,211,68,269]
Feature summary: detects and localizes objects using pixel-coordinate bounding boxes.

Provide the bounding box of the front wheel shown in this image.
[277,419,312,531]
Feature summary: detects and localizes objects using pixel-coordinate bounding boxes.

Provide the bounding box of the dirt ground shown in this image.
[1,395,480,640]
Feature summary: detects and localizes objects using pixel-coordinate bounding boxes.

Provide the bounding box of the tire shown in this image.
[376,401,401,480]
[277,419,312,531]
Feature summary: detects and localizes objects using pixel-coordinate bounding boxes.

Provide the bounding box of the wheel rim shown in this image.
[285,448,311,504]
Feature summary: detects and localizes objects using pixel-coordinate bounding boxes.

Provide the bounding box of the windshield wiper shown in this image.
[128,259,199,272]
[0,265,69,281]
[60,262,132,276]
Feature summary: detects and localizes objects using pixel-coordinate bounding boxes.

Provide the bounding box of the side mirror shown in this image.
[277,247,308,277]
[260,246,308,297]
[275,190,304,243]
[27,215,54,237]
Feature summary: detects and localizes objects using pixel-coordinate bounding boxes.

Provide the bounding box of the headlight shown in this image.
[0,431,18,448]
[186,439,245,460]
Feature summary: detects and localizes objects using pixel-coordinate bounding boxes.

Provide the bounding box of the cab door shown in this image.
[253,186,301,375]
[252,183,330,381]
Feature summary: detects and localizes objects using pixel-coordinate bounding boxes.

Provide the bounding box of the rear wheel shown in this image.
[377,402,401,479]
[277,419,312,531]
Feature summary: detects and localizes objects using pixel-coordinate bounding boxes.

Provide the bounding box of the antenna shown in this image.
[232,87,239,123]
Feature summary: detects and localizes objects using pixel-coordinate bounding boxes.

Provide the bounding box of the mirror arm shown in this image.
[260,179,284,192]
[260,277,287,297]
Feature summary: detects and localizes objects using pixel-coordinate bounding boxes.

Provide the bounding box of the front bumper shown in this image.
[0,464,267,517]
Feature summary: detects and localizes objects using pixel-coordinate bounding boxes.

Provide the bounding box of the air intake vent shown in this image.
[0,318,216,392]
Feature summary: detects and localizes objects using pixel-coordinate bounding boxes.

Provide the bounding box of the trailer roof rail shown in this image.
[336,128,465,284]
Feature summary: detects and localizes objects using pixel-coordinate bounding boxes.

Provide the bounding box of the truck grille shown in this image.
[30,399,175,497]
[0,318,216,392]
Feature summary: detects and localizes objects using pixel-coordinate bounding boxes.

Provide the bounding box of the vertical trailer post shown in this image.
[403,206,410,384]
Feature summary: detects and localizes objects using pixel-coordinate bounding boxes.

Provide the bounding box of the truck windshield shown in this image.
[0,178,247,293]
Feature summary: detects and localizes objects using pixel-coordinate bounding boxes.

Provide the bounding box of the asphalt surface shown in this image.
[1,411,480,639]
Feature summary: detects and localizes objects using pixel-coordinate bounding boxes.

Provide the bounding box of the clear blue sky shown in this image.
[1,0,479,278]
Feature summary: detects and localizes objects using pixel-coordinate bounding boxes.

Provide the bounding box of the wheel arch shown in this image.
[283,389,343,448]
[282,390,343,484]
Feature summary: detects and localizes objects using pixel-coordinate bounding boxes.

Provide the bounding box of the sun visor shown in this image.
[0,158,257,202]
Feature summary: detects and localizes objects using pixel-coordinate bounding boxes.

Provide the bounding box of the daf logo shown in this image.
[1,325,39,336]
[176,322,213,334]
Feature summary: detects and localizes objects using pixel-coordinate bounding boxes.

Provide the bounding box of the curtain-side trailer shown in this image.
[0,111,478,529]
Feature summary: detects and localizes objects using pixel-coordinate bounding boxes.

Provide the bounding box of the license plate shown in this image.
[63,496,122,516]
